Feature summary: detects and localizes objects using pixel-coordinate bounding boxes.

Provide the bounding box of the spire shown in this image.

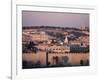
[64,36,68,44]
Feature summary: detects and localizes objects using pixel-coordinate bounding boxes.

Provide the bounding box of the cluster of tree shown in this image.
[22,41,38,53]
[47,32,65,41]
[22,60,41,68]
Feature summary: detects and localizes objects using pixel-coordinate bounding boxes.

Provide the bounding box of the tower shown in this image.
[64,36,68,44]
[45,49,48,67]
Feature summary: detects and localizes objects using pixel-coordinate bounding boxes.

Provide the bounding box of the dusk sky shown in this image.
[22,11,89,28]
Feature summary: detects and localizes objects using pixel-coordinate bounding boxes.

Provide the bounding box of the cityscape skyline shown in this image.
[22,11,89,28]
[22,11,89,68]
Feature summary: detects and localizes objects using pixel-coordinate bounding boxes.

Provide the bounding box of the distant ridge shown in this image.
[22,26,89,31]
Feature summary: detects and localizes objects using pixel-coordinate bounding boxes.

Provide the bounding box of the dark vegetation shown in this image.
[22,41,38,53]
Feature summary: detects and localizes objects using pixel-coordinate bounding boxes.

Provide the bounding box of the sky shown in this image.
[22,11,89,28]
